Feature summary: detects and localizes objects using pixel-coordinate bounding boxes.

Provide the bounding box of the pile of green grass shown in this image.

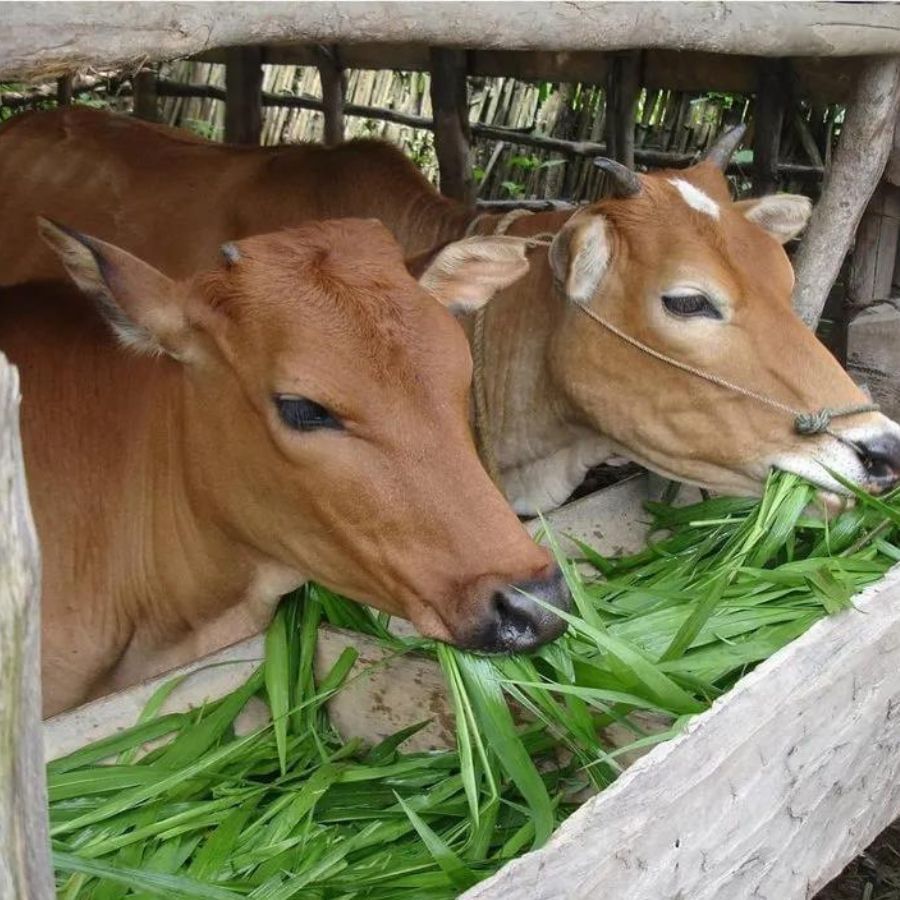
[51,472,900,898]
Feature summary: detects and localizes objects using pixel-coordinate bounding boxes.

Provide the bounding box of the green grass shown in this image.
[50,472,900,898]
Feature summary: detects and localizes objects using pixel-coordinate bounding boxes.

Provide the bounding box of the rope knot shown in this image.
[794,403,880,436]
[794,409,832,435]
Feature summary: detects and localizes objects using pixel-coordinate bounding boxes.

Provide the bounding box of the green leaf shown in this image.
[265,603,291,776]
[53,851,242,899]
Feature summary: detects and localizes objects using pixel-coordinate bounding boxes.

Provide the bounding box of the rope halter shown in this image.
[467,207,879,483]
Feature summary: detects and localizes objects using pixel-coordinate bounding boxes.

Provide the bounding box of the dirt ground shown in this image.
[817,822,900,900]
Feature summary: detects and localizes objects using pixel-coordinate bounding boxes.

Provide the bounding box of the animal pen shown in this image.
[2,2,900,897]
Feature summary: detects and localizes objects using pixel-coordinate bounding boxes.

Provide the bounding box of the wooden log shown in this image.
[198,45,866,106]
[848,183,900,306]
[5,3,900,82]
[792,110,824,168]
[133,68,159,122]
[429,47,474,205]
[55,73,72,106]
[0,355,53,900]
[465,561,900,900]
[605,51,641,168]
[885,115,900,187]
[315,44,345,147]
[792,56,900,328]
[847,304,900,423]
[752,58,790,195]
[224,45,262,145]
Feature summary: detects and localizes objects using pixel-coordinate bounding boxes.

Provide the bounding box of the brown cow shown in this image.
[1,218,569,715]
[2,107,898,513]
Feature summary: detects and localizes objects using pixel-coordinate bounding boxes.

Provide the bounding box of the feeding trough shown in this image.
[39,473,900,898]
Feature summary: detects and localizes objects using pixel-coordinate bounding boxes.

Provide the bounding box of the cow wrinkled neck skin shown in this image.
[459,236,617,514]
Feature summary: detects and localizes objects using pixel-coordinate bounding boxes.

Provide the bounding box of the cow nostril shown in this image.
[855,435,900,484]
[480,566,571,653]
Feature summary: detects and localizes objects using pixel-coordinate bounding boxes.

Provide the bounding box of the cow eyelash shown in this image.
[661,292,723,320]
[274,395,343,432]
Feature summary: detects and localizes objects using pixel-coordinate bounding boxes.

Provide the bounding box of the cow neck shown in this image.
[467,249,615,516]
[117,365,266,653]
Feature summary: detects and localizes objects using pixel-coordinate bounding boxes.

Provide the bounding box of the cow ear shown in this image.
[734,195,812,244]
[416,236,530,314]
[549,212,611,305]
[38,218,191,358]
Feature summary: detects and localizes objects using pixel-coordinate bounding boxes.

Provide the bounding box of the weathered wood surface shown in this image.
[316,45,346,147]
[848,183,900,306]
[753,58,789,196]
[847,304,900,423]
[4,2,900,81]
[224,45,262,145]
[55,74,72,106]
[198,46,865,105]
[465,562,900,900]
[793,56,900,328]
[429,47,474,204]
[605,50,641,169]
[0,355,53,900]
[132,68,159,123]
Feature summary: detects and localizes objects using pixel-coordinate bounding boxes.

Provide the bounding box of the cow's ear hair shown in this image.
[734,195,812,244]
[38,217,191,358]
[416,236,530,314]
[549,212,611,305]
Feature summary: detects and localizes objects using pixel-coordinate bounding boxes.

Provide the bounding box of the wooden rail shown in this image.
[4,3,900,82]
[145,78,824,178]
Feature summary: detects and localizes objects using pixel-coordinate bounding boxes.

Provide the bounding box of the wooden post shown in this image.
[752,59,789,196]
[55,74,72,106]
[133,67,159,122]
[315,45,345,146]
[793,56,900,328]
[604,51,640,168]
[429,47,474,205]
[225,45,263,145]
[0,355,52,899]
[848,183,900,306]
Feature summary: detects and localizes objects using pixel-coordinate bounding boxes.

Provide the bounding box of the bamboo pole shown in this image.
[792,56,900,328]
[0,355,52,900]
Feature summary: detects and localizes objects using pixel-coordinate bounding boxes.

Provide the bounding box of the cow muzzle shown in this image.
[854,432,900,491]
[461,564,571,653]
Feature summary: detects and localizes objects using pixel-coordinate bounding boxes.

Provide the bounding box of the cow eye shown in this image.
[274,395,342,432]
[661,292,722,319]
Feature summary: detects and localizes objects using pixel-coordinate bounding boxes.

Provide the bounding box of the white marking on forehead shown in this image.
[668,178,720,219]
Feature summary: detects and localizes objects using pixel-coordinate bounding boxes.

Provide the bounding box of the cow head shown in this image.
[545,128,900,501]
[39,217,570,652]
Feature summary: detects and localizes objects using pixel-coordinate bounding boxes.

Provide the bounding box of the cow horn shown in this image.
[592,158,642,198]
[702,124,748,170]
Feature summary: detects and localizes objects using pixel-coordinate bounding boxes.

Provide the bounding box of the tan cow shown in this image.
[2,107,898,513]
[1,218,570,715]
